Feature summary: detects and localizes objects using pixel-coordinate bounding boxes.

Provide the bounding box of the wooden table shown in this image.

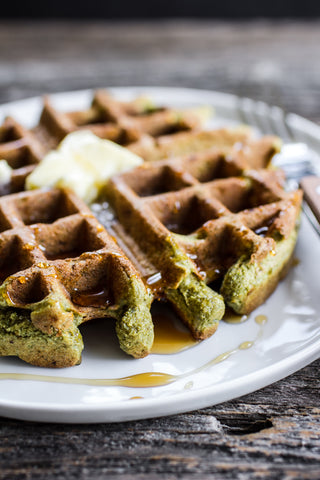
[0,21,319,479]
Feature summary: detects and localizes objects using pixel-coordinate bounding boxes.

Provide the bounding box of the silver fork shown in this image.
[237,97,320,236]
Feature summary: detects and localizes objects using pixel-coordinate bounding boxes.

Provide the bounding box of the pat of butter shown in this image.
[0,160,12,184]
[26,131,143,203]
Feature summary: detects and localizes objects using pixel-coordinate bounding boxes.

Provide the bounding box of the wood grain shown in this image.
[0,21,319,123]
[0,361,319,479]
[0,20,319,480]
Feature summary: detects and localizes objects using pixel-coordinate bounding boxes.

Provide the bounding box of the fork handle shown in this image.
[300,176,320,225]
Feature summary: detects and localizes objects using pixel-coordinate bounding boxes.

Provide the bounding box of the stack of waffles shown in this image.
[0,91,302,367]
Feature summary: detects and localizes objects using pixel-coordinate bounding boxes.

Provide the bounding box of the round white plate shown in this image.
[0,87,319,423]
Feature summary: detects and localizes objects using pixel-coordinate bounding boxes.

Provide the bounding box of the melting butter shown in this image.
[0,159,12,184]
[26,130,143,203]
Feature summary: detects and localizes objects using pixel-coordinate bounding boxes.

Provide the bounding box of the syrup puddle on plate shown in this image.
[0,313,267,389]
[223,309,249,324]
[151,311,198,354]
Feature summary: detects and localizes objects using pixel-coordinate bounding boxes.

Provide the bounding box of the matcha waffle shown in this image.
[35,89,206,149]
[0,90,208,195]
[0,188,153,366]
[0,117,45,195]
[128,124,254,162]
[0,91,302,368]
[105,139,302,320]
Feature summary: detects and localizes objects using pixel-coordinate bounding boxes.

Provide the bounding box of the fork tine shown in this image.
[237,97,259,131]
[242,97,264,132]
[270,106,294,142]
[236,97,247,124]
[238,97,296,142]
[237,96,320,236]
[238,98,276,136]
[255,101,276,135]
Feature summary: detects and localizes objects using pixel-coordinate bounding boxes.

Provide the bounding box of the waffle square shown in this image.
[0,188,153,366]
[106,138,302,326]
[0,117,44,195]
[36,89,205,147]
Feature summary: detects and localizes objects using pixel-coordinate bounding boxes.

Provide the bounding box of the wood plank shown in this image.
[0,360,319,479]
[0,21,319,122]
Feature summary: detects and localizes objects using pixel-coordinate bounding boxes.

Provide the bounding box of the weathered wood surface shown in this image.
[0,21,320,123]
[0,361,319,479]
[0,21,319,480]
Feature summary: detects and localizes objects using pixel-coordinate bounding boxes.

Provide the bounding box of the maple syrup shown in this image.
[151,312,198,354]
[255,314,268,325]
[0,371,175,388]
[72,286,112,307]
[0,311,268,389]
[239,341,254,350]
[223,309,248,324]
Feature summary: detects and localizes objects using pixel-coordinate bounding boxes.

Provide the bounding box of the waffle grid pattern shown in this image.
[0,91,302,367]
[107,142,302,317]
[0,188,154,365]
[0,90,206,197]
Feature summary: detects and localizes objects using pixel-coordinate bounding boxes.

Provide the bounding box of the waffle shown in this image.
[0,188,153,367]
[128,124,255,162]
[0,91,302,367]
[0,89,279,197]
[36,90,205,146]
[105,140,302,324]
[0,90,207,196]
[0,117,45,195]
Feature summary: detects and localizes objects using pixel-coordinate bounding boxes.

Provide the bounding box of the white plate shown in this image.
[0,87,319,424]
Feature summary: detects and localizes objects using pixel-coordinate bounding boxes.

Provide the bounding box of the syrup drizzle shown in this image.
[0,314,268,389]
[255,314,268,325]
[0,372,175,388]
[223,309,248,324]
